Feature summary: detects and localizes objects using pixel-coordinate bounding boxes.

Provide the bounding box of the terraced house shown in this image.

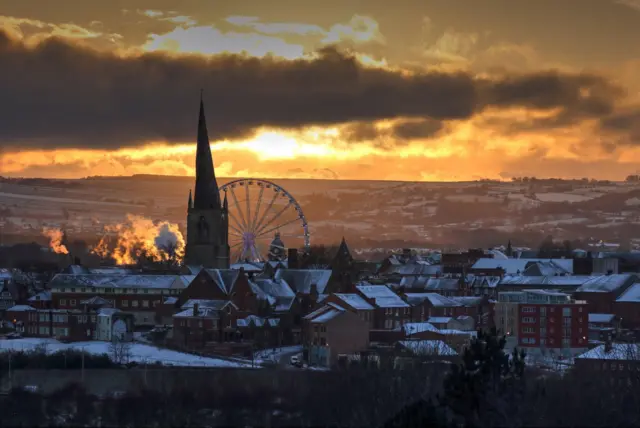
[48,274,196,326]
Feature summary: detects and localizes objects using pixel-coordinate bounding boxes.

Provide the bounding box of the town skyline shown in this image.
[0,0,639,182]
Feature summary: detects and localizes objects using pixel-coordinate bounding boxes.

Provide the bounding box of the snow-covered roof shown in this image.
[399,322,440,335]
[616,283,640,302]
[230,262,264,272]
[428,317,453,324]
[472,258,574,275]
[588,313,615,323]
[180,299,234,311]
[385,264,441,276]
[49,274,191,290]
[28,291,52,302]
[80,296,113,306]
[575,274,636,293]
[398,340,457,356]
[355,285,410,308]
[417,293,460,307]
[163,297,178,305]
[439,329,477,337]
[333,293,375,310]
[274,269,332,294]
[6,305,36,312]
[576,343,640,361]
[311,309,343,323]
[499,275,591,287]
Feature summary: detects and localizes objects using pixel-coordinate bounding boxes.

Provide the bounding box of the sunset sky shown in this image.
[0,0,639,181]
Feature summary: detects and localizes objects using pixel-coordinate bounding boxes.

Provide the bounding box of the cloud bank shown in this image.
[0,28,633,151]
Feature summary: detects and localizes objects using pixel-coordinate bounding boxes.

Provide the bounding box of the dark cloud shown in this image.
[391,119,443,140]
[599,108,640,143]
[0,29,628,150]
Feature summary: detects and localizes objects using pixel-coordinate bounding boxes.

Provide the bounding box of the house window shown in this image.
[578,307,583,313]
[320,337,327,346]
[227,318,232,328]
[132,301,139,308]
[521,317,535,323]
[384,319,392,329]
[60,299,66,306]
[540,307,546,315]
[142,300,149,308]
[122,300,129,307]
[69,299,76,307]
[321,326,326,332]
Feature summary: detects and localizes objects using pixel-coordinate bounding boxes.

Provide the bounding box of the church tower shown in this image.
[184,94,230,269]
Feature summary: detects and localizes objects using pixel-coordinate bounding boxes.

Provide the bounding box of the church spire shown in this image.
[193,91,221,210]
[188,189,193,209]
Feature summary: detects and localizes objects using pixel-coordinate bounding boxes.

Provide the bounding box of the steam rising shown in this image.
[92,215,185,265]
[42,228,69,254]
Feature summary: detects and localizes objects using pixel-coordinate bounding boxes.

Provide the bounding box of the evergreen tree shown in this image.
[439,329,526,427]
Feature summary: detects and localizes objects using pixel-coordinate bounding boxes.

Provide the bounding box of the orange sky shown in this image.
[0,0,639,181]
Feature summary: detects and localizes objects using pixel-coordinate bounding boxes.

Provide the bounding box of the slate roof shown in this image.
[49,274,192,290]
[355,284,410,308]
[333,293,375,310]
[274,269,332,294]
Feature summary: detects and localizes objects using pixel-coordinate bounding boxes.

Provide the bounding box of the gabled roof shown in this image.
[49,274,190,290]
[616,282,640,302]
[398,322,440,336]
[472,258,574,275]
[204,269,241,294]
[274,269,332,294]
[80,296,112,306]
[333,293,375,310]
[576,343,640,361]
[576,274,636,293]
[6,305,36,312]
[180,299,236,311]
[588,313,616,323]
[404,293,460,307]
[355,284,410,308]
[398,340,457,356]
[28,291,52,302]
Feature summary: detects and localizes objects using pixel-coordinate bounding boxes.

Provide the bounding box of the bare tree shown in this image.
[108,339,132,365]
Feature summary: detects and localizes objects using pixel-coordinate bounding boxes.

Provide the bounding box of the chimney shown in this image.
[310,283,318,298]
[193,303,199,317]
[288,248,298,269]
[604,335,613,353]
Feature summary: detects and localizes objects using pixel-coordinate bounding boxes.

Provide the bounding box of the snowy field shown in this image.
[0,338,256,368]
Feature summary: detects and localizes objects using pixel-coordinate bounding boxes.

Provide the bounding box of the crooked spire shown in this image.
[193,91,221,210]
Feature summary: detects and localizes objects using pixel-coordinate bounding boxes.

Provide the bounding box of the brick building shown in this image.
[495,289,589,357]
[48,274,195,326]
[354,284,411,330]
[613,282,640,330]
[574,274,638,315]
[303,303,370,368]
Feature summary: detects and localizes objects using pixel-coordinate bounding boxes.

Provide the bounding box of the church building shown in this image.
[184,95,230,269]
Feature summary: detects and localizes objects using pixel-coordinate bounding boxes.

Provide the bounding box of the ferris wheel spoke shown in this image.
[230,242,243,249]
[255,202,294,237]
[251,191,279,234]
[227,213,245,235]
[256,216,300,239]
[245,182,251,233]
[229,187,250,231]
[250,185,265,233]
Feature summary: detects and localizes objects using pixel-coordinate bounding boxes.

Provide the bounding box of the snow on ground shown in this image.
[0,338,255,368]
[254,345,303,364]
[534,193,594,203]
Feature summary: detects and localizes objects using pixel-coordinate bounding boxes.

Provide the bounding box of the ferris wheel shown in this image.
[219,179,310,263]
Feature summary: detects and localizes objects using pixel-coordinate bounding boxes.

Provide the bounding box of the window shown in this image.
[562,338,570,347]
[521,317,535,323]
[321,326,326,333]
[60,299,66,305]
[320,337,327,346]
[523,327,535,333]
[38,326,50,335]
[522,307,536,313]
[122,300,129,307]
[69,299,76,307]
[384,319,393,329]
[540,307,547,316]
[227,318,232,328]
[563,318,571,326]
[540,339,546,345]
[578,307,583,313]
[142,300,149,308]
[540,327,546,336]
[198,321,202,328]
[550,307,555,313]
[132,301,139,308]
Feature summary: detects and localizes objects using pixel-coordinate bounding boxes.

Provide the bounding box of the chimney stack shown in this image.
[193,303,199,317]
[288,248,298,269]
[604,334,613,353]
